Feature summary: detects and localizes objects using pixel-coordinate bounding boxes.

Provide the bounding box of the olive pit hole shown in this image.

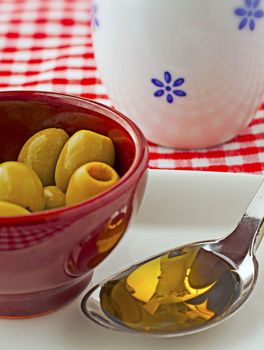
[87,165,112,182]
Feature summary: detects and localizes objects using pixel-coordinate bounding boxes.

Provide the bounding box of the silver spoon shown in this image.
[81,179,264,337]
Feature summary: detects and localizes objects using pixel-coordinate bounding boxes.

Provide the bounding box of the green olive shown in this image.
[0,201,30,216]
[55,130,115,192]
[44,186,65,210]
[66,162,119,206]
[18,128,69,186]
[0,161,45,212]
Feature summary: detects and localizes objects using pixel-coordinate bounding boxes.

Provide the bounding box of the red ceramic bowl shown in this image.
[0,91,148,317]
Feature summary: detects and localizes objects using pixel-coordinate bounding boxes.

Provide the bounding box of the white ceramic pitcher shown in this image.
[92,0,264,148]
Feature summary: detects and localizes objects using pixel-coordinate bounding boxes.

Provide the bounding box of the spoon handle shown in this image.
[216,179,264,264]
[242,178,264,252]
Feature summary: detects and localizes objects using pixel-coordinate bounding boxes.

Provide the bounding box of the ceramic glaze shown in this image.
[92,0,264,148]
[0,91,148,317]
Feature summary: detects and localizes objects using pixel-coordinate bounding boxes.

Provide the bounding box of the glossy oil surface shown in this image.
[100,246,241,334]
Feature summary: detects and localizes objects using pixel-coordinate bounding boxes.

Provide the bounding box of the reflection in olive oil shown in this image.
[100,246,241,333]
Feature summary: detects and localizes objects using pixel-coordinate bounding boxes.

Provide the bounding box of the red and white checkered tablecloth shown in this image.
[0,0,264,174]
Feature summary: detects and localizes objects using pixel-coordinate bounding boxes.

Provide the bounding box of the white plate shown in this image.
[1,169,264,350]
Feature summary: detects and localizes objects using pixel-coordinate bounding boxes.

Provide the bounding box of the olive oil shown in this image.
[100,246,241,333]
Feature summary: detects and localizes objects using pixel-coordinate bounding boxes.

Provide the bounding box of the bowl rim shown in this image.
[0,90,149,224]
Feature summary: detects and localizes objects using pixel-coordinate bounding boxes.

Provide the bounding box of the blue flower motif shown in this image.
[151,71,187,104]
[234,0,264,31]
[92,4,99,28]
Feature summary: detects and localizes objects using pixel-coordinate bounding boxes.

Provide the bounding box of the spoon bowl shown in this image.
[81,180,264,337]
